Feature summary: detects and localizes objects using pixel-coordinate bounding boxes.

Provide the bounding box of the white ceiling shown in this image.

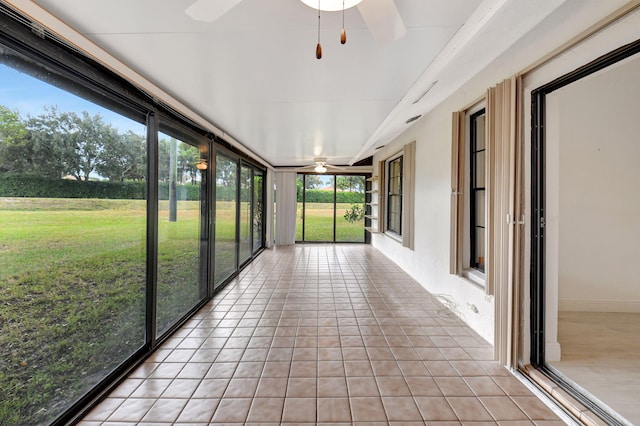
[19,0,590,167]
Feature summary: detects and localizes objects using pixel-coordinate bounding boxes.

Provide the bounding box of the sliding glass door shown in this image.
[253,170,264,254]
[214,154,238,286]
[156,133,208,337]
[0,44,148,425]
[297,174,366,243]
[239,163,252,265]
[214,154,265,287]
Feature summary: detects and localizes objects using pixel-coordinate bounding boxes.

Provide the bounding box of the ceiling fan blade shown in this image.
[185,0,243,23]
[357,0,407,43]
[325,164,346,171]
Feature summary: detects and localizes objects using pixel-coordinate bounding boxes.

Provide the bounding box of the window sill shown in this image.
[384,231,403,244]
[462,268,486,289]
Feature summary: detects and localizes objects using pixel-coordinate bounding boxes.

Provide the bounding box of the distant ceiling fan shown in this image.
[185,0,407,43]
[300,157,345,173]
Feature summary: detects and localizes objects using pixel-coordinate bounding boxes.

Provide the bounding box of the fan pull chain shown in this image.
[341,0,347,44]
[316,0,322,59]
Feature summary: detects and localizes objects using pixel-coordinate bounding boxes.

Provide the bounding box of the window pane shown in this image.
[253,171,263,254]
[296,174,304,241]
[336,175,365,242]
[0,59,146,424]
[303,175,335,241]
[475,113,486,150]
[474,227,485,269]
[214,155,237,286]
[239,164,252,264]
[156,135,206,336]
[475,189,485,227]
[474,150,485,188]
[387,157,403,234]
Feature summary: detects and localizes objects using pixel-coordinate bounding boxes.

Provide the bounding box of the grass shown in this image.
[296,202,365,242]
[0,197,201,425]
[0,197,365,425]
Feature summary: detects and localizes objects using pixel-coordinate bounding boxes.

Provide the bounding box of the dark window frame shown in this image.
[386,155,403,236]
[469,108,486,273]
[0,5,267,425]
[530,38,640,426]
[296,173,368,243]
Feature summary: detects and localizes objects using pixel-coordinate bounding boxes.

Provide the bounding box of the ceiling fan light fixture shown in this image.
[300,0,362,12]
[314,165,328,173]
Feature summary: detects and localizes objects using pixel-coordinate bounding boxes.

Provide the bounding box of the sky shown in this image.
[0,63,145,135]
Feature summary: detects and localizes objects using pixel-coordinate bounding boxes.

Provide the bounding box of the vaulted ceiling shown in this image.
[17,0,602,168]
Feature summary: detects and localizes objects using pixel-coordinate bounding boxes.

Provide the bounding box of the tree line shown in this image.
[0,105,200,184]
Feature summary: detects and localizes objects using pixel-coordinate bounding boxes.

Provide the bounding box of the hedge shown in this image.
[0,175,201,200]
[298,189,365,203]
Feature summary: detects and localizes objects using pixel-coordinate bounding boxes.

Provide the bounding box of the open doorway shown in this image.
[530,42,640,425]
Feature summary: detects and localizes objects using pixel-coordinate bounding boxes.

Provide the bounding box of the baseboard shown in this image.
[559,299,640,313]
[545,341,561,362]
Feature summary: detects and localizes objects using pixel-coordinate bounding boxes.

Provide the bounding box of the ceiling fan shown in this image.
[185,0,407,43]
[300,157,346,173]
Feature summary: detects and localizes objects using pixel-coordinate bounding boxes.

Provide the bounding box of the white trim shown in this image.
[462,268,486,288]
[545,340,562,362]
[559,299,640,313]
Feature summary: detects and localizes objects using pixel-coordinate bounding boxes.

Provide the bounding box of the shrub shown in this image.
[343,203,365,223]
[0,175,202,201]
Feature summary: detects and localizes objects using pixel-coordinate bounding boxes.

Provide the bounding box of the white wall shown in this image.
[548,56,640,313]
[372,93,495,342]
[371,0,640,345]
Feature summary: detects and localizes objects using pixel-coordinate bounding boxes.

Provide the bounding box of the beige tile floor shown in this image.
[551,311,640,424]
[79,244,564,425]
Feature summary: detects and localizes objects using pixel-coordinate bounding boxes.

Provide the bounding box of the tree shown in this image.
[24,106,77,179]
[178,142,200,185]
[336,176,364,193]
[216,156,237,188]
[0,105,28,174]
[67,112,118,181]
[96,130,146,182]
[304,175,322,189]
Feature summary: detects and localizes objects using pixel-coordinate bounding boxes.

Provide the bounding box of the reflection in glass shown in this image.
[156,135,206,336]
[214,155,237,286]
[253,171,264,253]
[239,164,252,264]
[0,57,146,424]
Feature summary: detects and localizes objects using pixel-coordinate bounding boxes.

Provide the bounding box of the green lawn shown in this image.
[296,202,365,242]
[0,197,202,425]
[0,197,365,425]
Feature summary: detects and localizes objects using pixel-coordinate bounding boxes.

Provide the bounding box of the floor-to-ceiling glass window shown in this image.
[238,163,252,265]
[155,131,208,337]
[296,174,305,241]
[214,154,238,286]
[297,173,366,243]
[253,170,264,254]
[0,45,147,425]
[0,8,267,423]
[302,174,335,241]
[335,175,366,242]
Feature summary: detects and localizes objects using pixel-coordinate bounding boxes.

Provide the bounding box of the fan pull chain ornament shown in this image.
[316,0,322,59]
[341,0,347,44]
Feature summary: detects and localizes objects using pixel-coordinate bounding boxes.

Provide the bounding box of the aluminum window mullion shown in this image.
[145,111,159,349]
